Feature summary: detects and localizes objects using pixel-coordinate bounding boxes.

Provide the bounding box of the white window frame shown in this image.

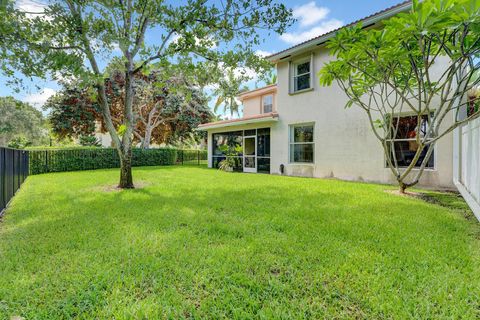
[262,94,273,114]
[289,54,314,94]
[289,123,315,164]
[385,113,436,170]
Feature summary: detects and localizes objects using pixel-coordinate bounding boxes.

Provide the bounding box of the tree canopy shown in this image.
[319,0,480,192]
[8,0,293,188]
[46,69,213,148]
[0,96,48,147]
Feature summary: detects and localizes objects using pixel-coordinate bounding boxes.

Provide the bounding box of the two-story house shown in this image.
[198,1,455,189]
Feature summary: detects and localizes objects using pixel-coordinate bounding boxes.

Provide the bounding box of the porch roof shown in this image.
[197,112,279,131]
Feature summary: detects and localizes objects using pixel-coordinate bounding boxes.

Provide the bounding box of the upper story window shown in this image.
[289,123,314,163]
[262,95,273,113]
[293,61,311,92]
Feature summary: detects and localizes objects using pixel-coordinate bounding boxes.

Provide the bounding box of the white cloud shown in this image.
[293,1,330,27]
[279,1,343,46]
[23,88,56,109]
[217,62,259,82]
[169,33,181,45]
[280,19,343,45]
[16,0,49,19]
[255,50,273,57]
[232,66,258,80]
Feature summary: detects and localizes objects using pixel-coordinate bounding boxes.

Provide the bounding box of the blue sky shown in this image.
[1,0,404,113]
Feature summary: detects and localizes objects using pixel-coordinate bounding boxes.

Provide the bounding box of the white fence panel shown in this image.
[455,117,480,221]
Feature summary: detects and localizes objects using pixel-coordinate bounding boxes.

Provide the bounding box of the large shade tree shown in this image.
[12,0,293,188]
[0,97,48,147]
[46,70,213,148]
[319,0,480,193]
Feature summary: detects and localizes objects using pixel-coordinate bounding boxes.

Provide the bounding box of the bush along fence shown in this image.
[0,147,206,213]
[29,148,207,175]
[0,147,29,214]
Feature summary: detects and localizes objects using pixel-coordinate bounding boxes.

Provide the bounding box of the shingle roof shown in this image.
[267,1,412,62]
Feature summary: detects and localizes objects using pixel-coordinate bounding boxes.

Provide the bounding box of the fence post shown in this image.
[0,148,5,212]
[44,150,48,173]
[198,150,200,165]
[181,150,184,165]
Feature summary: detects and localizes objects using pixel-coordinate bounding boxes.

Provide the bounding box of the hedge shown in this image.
[29,148,179,175]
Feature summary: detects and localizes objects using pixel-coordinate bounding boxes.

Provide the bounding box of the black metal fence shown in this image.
[28,148,207,175]
[177,149,208,166]
[0,147,29,215]
[29,148,178,175]
[0,147,207,213]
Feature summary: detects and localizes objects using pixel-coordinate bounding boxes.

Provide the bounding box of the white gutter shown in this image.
[197,115,278,131]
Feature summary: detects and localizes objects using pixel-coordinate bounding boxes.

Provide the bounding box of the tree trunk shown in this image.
[119,148,134,189]
[399,183,407,194]
[119,56,136,189]
[143,126,152,149]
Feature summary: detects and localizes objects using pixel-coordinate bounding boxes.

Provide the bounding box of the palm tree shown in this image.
[212,70,248,117]
[265,73,277,85]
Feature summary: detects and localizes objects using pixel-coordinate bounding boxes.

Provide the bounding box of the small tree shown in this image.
[319,0,480,193]
[13,0,293,188]
[78,134,101,147]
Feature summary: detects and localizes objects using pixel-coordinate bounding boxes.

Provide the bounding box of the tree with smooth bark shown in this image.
[46,71,212,148]
[319,0,480,193]
[12,0,293,188]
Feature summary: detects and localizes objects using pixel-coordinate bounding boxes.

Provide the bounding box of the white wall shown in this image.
[454,118,480,220]
[205,48,456,189]
[270,49,455,189]
[95,132,112,148]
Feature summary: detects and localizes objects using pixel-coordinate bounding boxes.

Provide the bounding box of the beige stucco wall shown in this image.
[243,96,262,117]
[243,94,276,117]
[206,49,455,189]
[270,48,454,189]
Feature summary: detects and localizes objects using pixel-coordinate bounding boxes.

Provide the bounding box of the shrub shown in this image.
[78,135,101,147]
[7,136,32,149]
[29,148,179,175]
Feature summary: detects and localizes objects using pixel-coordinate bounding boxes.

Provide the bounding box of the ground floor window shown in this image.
[386,114,435,168]
[212,131,243,171]
[289,123,314,163]
[257,128,270,173]
[212,128,270,173]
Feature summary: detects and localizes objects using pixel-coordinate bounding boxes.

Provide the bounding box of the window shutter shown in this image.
[288,60,292,94]
[309,53,314,90]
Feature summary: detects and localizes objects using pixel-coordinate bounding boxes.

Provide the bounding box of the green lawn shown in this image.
[1,166,479,319]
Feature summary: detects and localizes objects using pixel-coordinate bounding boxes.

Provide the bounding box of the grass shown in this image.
[0,166,479,319]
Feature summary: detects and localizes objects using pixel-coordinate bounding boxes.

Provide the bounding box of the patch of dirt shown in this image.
[385,189,477,221]
[91,180,151,193]
[270,268,281,276]
[385,189,422,198]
